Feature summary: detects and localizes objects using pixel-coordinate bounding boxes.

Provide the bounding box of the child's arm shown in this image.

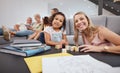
[62,34,68,45]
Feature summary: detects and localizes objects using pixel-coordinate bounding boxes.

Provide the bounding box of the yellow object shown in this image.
[55,45,61,49]
[71,46,79,52]
[24,53,72,73]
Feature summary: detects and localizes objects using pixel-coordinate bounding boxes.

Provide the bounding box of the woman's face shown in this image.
[74,14,89,31]
[35,16,40,22]
[52,14,64,29]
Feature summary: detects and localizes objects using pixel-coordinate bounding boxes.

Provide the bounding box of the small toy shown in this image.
[55,45,61,49]
[65,45,70,50]
[62,49,67,53]
[70,46,79,52]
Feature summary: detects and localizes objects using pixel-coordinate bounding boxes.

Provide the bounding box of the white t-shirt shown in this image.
[18,23,33,31]
[44,27,66,42]
[19,23,27,31]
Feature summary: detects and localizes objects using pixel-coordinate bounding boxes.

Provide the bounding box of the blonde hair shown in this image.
[73,12,98,44]
[34,14,40,18]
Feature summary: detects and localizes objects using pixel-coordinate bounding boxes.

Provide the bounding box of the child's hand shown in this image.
[55,44,62,49]
[60,40,66,44]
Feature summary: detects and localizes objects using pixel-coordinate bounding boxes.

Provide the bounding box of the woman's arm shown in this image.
[99,27,120,54]
[79,26,120,54]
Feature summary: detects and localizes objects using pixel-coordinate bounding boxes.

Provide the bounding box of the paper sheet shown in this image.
[24,53,72,73]
[42,55,120,73]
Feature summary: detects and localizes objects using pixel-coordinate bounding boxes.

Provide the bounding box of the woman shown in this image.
[74,12,120,54]
[27,14,44,40]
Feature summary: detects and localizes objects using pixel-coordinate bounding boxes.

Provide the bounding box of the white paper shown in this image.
[42,55,120,73]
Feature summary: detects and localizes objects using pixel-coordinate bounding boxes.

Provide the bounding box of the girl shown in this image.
[74,12,120,54]
[44,12,68,48]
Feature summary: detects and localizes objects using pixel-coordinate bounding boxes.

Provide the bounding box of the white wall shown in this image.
[0,0,115,28]
[48,0,98,19]
[0,0,48,28]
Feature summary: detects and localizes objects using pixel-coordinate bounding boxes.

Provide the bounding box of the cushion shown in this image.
[90,16,107,27]
[107,16,120,35]
[66,19,70,35]
[67,35,83,45]
[69,19,74,35]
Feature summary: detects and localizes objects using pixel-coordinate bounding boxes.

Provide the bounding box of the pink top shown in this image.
[83,33,115,46]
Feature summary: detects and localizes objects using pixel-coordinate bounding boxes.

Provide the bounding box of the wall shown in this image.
[0,0,115,28]
[0,0,48,28]
[48,0,98,19]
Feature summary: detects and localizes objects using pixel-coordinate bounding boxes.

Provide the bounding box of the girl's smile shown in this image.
[52,14,64,29]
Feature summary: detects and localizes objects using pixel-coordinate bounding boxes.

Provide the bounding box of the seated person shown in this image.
[2,14,43,41]
[11,14,43,37]
[14,17,33,31]
[73,11,120,54]
[28,16,51,40]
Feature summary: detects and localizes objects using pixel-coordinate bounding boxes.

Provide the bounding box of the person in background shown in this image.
[49,8,59,24]
[11,14,43,37]
[30,14,43,31]
[44,12,68,48]
[73,11,120,54]
[28,16,51,40]
[0,17,32,36]
[43,16,51,29]
[51,8,59,16]
[2,14,43,41]
[14,17,33,31]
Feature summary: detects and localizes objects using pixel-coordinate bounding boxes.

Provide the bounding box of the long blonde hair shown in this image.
[73,12,98,44]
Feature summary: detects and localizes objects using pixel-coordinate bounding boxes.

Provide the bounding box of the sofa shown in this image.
[66,16,120,45]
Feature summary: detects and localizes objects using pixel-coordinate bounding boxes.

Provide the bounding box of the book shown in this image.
[0,45,51,56]
[10,39,42,47]
[10,43,42,47]
[13,39,41,44]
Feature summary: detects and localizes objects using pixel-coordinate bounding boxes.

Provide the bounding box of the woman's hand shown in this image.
[79,45,104,53]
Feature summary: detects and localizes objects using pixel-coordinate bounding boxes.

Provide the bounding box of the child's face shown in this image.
[74,14,88,31]
[52,14,64,29]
